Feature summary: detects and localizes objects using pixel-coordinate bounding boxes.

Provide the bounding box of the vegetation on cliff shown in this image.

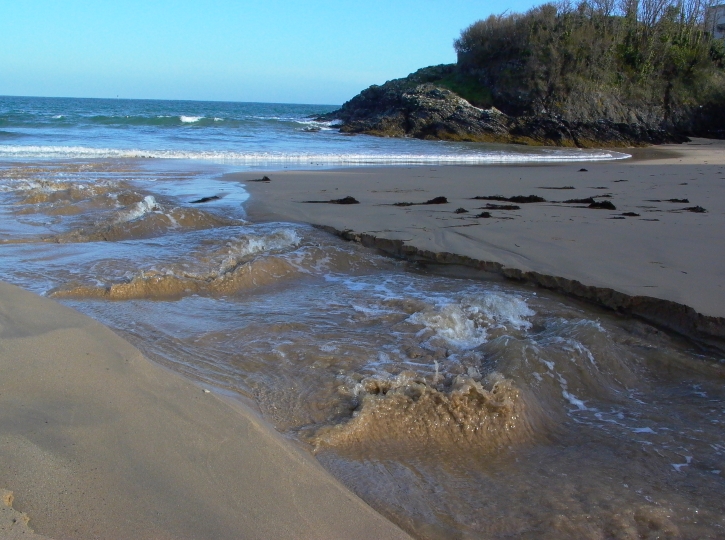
[455,0,724,122]
[328,0,725,146]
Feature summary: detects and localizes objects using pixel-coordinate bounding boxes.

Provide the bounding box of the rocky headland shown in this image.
[321,64,721,147]
[320,2,725,148]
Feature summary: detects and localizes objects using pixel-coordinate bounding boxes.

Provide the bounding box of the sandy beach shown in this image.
[1,139,724,539]
[0,281,411,539]
[240,139,725,348]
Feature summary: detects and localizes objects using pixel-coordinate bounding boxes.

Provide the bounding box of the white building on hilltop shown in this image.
[707,4,725,39]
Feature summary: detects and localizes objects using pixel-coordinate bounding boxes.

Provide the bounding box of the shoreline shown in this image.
[237,138,725,351]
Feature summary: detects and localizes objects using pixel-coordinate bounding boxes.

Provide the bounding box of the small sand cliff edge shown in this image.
[1,489,50,540]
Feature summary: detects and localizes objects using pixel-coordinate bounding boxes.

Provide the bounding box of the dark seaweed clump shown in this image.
[303,196,360,204]
[481,203,520,210]
[190,195,221,204]
[394,196,448,207]
[589,200,616,210]
[472,195,545,203]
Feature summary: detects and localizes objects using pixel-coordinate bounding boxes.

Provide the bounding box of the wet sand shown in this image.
[1,138,723,539]
[0,281,410,539]
[239,139,725,346]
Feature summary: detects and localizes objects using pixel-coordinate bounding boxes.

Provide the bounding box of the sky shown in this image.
[1,0,541,105]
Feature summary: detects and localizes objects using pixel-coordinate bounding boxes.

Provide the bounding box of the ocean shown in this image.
[0,95,629,165]
[1,95,723,538]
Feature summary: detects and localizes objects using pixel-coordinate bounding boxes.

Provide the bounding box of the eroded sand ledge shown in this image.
[322,226,724,350]
[239,139,725,351]
[0,282,410,539]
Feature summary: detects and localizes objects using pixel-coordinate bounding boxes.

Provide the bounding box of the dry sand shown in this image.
[239,139,725,345]
[0,281,410,539]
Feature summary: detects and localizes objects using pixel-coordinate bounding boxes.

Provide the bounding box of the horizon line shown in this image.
[0,93,342,108]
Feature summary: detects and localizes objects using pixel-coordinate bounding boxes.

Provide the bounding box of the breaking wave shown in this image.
[0,145,630,164]
[114,195,159,223]
[50,229,303,299]
[408,293,534,349]
[50,256,300,300]
[49,205,237,243]
[312,371,542,452]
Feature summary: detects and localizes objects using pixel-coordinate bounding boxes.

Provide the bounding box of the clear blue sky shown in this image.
[1,0,540,105]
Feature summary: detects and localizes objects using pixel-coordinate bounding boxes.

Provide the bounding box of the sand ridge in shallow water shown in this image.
[51,254,302,299]
[312,372,542,454]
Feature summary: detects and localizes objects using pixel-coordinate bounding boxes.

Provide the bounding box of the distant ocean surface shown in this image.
[0,95,629,166]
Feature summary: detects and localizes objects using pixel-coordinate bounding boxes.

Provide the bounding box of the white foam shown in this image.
[409,303,488,349]
[350,303,394,317]
[180,116,203,123]
[295,119,343,130]
[556,338,597,364]
[407,293,534,349]
[562,390,588,410]
[671,456,693,472]
[218,229,301,274]
[474,293,535,330]
[114,195,159,223]
[0,145,631,164]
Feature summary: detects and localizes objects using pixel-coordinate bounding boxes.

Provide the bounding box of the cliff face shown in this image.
[323,65,717,147]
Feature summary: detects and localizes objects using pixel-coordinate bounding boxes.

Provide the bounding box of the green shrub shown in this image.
[452,0,724,119]
[436,73,494,107]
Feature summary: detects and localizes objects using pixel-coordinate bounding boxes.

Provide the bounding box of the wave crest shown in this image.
[0,145,631,164]
[407,293,535,349]
[50,229,303,299]
[313,372,540,452]
[50,255,300,300]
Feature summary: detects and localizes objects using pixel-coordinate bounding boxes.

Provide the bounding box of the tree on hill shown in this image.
[452,0,724,132]
[325,0,724,144]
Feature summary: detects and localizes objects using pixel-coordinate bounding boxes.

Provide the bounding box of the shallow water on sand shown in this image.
[0,160,724,539]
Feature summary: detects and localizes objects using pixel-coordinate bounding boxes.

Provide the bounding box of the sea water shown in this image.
[0,95,628,165]
[0,96,723,539]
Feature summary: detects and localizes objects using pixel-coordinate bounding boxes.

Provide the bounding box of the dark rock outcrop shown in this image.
[328,82,511,141]
[321,66,697,147]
